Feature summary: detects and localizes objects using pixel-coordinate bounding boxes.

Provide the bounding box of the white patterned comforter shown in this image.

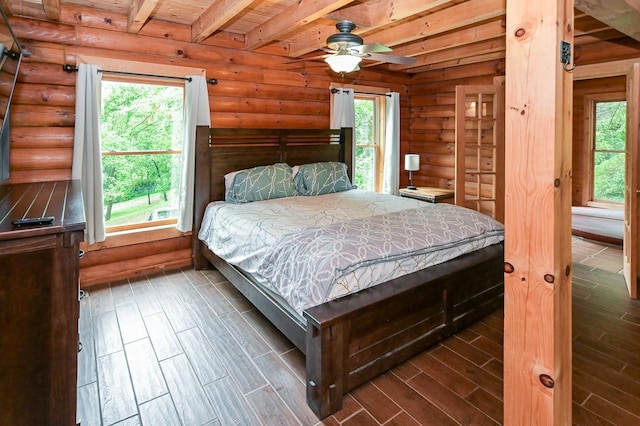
[198,189,504,315]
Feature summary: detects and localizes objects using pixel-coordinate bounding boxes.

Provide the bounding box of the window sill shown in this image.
[586,201,623,210]
[83,224,191,252]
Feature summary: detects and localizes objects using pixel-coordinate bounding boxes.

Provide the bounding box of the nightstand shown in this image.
[399,186,455,203]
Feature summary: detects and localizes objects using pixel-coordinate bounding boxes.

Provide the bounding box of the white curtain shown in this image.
[330,88,355,179]
[177,75,211,232]
[72,64,106,244]
[382,92,400,195]
[330,88,355,129]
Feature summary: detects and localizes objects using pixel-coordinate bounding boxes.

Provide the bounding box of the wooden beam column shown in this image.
[504,0,573,424]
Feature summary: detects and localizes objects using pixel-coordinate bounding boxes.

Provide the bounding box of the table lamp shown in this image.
[405,154,420,190]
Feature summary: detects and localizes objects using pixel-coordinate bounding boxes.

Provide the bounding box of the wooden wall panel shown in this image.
[79,235,192,286]
[7,12,412,177]
[11,127,74,149]
[411,62,638,203]
[408,66,501,190]
[5,12,411,287]
[5,6,639,287]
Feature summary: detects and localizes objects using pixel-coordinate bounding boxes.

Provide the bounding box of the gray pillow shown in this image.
[225,163,297,203]
[294,161,355,196]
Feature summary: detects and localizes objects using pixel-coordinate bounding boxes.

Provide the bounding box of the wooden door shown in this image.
[624,62,640,299]
[454,84,505,222]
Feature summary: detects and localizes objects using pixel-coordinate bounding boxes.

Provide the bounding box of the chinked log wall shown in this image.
[7,6,411,286]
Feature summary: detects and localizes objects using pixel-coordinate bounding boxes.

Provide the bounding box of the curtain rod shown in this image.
[62,64,218,85]
[330,88,391,97]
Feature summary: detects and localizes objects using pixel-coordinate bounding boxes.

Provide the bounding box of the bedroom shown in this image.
[0,0,639,424]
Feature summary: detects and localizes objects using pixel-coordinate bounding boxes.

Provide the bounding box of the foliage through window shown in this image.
[100,81,184,230]
[354,95,383,191]
[592,100,626,203]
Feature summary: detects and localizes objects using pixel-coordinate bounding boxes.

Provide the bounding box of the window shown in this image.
[591,99,626,204]
[354,94,385,192]
[100,80,184,231]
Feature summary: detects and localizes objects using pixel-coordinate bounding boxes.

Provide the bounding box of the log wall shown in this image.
[408,60,505,190]
[6,8,411,286]
[5,5,640,286]
[410,60,638,206]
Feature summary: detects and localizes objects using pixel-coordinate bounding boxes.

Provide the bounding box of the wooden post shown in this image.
[504,0,573,424]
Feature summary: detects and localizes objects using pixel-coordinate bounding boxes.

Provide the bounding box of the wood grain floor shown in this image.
[77,238,640,425]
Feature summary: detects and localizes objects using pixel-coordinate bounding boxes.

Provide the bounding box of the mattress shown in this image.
[198,189,504,314]
[571,206,623,242]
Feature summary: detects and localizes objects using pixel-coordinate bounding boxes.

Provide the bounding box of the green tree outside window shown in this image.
[354,98,375,191]
[100,81,183,227]
[593,101,626,203]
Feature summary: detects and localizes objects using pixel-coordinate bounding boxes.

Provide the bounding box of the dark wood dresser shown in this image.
[0,180,85,425]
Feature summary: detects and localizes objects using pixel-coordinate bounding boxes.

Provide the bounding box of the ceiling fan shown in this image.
[289,20,417,74]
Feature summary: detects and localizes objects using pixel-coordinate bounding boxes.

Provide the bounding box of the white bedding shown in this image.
[198,189,504,315]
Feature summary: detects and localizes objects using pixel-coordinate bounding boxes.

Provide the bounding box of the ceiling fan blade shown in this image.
[365,52,417,65]
[353,42,392,54]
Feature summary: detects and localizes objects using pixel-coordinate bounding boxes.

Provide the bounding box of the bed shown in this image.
[192,126,504,419]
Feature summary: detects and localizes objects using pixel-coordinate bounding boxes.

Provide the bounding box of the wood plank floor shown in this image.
[77,238,640,425]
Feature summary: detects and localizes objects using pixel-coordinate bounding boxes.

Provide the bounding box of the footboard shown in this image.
[303,242,503,418]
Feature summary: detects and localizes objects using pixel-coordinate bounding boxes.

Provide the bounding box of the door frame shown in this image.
[575,61,640,299]
[624,62,640,299]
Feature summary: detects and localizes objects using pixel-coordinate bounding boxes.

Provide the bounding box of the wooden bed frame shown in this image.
[192,126,504,419]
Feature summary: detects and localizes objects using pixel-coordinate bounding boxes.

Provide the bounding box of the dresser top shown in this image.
[0,180,85,240]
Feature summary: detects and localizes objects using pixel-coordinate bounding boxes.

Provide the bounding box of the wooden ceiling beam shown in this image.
[365,0,454,27]
[289,0,481,57]
[574,36,640,65]
[324,2,375,26]
[128,0,160,33]
[575,29,626,45]
[325,0,453,27]
[390,17,505,60]
[394,37,506,72]
[575,0,640,42]
[42,0,61,21]
[365,0,505,49]
[574,14,611,35]
[191,0,256,44]
[244,0,356,50]
[406,51,506,74]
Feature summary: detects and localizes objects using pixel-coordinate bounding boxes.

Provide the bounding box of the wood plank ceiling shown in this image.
[3,0,640,74]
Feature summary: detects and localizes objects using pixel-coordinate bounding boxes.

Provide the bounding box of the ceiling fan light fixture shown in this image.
[325,54,362,73]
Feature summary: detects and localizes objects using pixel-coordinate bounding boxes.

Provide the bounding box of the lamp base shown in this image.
[406,185,417,190]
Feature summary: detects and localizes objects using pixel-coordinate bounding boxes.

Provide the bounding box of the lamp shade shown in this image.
[325,54,362,73]
[405,154,420,171]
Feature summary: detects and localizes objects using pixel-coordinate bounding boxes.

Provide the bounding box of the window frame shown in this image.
[354,93,386,192]
[585,92,626,208]
[329,83,389,193]
[75,57,204,254]
[100,77,185,234]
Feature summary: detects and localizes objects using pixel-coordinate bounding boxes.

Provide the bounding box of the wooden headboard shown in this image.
[193,126,353,266]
